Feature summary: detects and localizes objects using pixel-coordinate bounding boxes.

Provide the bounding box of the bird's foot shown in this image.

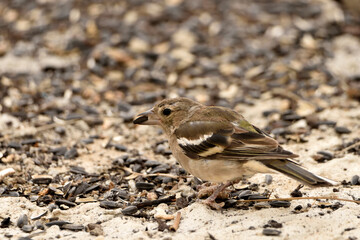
[199,198,225,210]
[197,184,230,199]
[197,182,233,210]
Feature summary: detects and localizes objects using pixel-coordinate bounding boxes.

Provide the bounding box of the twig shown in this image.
[340,141,360,155]
[238,196,360,204]
[123,167,179,180]
[155,214,175,220]
[169,212,181,231]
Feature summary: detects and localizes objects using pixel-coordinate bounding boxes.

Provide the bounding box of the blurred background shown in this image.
[0,0,359,118]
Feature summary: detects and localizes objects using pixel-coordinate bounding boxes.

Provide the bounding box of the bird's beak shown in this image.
[133,108,160,125]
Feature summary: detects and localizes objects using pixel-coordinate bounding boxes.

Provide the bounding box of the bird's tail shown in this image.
[263,159,338,186]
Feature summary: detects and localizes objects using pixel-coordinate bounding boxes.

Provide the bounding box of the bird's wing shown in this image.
[174,120,298,161]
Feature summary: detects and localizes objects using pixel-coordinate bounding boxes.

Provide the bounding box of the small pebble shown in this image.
[17,214,28,228]
[55,126,66,135]
[86,223,104,236]
[351,175,359,185]
[35,221,45,230]
[21,224,33,233]
[265,175,273,185]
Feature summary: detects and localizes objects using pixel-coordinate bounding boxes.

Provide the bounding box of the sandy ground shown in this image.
[1,100,359,240]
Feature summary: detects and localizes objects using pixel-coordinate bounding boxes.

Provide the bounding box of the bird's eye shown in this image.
[162,108,171,116]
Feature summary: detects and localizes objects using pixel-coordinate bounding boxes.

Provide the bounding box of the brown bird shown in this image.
[133,97,337,209]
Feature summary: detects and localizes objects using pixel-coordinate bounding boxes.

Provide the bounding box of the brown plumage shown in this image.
[133,97,337,209]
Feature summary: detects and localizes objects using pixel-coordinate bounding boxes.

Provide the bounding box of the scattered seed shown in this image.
[294,205,303,211]
[61,224,84,231]
[7,142,22,149]
[135,182,155,191]
[81,138,94,144]
[55,199,76,207]
[335,126,351,134]
[269,201,291,208]
[21,139,41,145]
[99,201,122,209]
[70,166,88,175]
[134,195,175,209]
[263,228,281,236]
[122,206,138,216]
[238,190,253,199]
[223,199,238,208]
[266,220,283,228]
[74,182,91,196]
[254,202,270,209]
[45,220,72,227]
[30,211,48,220]
[32,175,53,184]
[64,147,79,159]
[49,147,67,156]
[248,195,269,200]
[1,217,11,228]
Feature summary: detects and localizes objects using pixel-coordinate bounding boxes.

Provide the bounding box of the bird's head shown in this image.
[133,97,201,134]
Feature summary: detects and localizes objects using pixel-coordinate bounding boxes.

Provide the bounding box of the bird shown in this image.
[133,97,337,209]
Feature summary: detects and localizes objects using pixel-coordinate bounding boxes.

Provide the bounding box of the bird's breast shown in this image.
[169,137,272,183]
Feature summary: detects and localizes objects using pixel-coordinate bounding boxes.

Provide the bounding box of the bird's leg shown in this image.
[197,182,231,199]
[199,181,232,210]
